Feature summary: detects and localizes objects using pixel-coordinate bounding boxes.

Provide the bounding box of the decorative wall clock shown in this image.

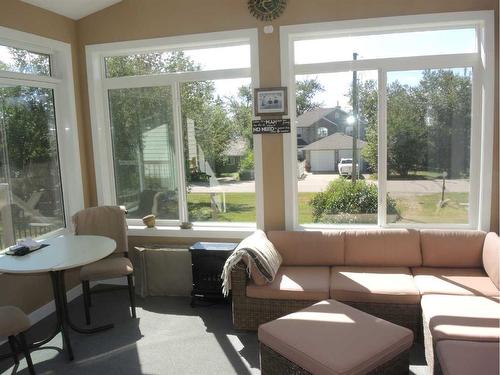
[248,0,287,21]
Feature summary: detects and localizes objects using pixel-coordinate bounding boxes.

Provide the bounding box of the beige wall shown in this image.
[0,0,498,314]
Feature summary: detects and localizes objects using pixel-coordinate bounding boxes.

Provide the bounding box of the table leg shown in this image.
[57,270,114,334]
[51,271,74,361]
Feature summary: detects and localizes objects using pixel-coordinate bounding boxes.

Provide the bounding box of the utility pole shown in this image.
[351,52,359,183]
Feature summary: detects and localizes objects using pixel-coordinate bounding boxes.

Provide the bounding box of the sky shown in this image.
[1,28,476,108]
[184,27,476,109]
[294,28,476,109]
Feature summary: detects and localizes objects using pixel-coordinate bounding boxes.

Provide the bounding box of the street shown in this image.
[190,173,470,194]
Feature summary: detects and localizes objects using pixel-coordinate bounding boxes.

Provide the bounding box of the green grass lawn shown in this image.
[187,192,468,224]
[187,193,256,222]
[392,192,469,224]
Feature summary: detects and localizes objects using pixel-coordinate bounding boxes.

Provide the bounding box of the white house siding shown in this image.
[142,124,177,190]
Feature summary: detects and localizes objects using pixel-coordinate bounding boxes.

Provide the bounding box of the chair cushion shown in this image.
[412,267,499,297]
[73,206,128,254]
[421,294,500,342]
[436,340,499,375]
[246,266,330,300]
[420,229,486,267]
[267,231,344,266]
[483,232,500,289]
[344,229,421,267]
[0,306,31,337]
[258,299,413,375]
[330,266,421,304]
[80,257,133,281]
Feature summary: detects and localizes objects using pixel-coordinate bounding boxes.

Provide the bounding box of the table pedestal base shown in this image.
[29,270,114,361]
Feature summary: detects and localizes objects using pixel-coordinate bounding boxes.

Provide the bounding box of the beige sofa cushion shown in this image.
[246,266,329,301]
[437,340,499,375]
[412,267,499,297]
[421,295,500,342]
[267,231,344,266]
[258,299,413,375]
[344,229,421,267]
[420,230,486,267]
[330,266,421,304]
[483,232,500,290]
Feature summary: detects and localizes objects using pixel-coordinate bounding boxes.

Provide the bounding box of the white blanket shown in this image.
[221,230,282,296]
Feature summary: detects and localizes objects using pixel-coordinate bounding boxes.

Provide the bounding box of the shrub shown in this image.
[310,178,399,223]
[239,151,254,171]
[238,151,254,181]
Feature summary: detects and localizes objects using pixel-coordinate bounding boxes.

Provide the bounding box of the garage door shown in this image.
[310,150,336,172]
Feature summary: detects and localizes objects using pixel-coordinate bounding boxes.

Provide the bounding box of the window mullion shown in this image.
[377,69,388,227]
[172,82,188,223]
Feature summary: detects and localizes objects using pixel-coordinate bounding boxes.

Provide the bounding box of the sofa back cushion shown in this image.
[345,229,421,267]
[482,232,500,289]
[267,231,344,266]
[420,230,486,268]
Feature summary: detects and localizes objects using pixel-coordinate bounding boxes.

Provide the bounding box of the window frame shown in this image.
[86,29,263,237]
[0,26,84,242]
[281,11,494,231]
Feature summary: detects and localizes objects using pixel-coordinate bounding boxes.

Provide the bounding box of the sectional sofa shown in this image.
[230,229,500,374]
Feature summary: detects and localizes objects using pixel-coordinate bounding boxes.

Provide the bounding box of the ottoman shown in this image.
[258,299,414,375]
[436,340,499,375]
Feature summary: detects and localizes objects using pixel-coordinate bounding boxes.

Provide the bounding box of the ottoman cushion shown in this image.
[436,340,499,375]
[258,299,413,375]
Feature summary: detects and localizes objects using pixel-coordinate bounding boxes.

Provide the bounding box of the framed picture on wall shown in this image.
[254,87,288,116]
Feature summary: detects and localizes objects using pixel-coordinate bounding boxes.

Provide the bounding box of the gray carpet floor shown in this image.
[1,289,428,374]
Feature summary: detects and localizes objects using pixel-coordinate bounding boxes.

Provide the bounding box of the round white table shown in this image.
[0,233,116,361]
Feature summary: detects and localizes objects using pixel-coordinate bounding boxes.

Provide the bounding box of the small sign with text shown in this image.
[252,119,291,134]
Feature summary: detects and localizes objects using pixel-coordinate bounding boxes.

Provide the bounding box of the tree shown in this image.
[420,69,471,178]
[360,79,428,177]
[356,80,378,171]
[386,82,428,177]
[0,50,60,205]
[228,84,253,148]
[295,78,325,116]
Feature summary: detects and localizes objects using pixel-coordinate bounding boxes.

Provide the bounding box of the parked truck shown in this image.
[338,158,359,176]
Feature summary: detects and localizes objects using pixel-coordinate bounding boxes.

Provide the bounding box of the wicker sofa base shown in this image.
[260,343,410,375]
[343,301,421,338]
[232,295,315,330]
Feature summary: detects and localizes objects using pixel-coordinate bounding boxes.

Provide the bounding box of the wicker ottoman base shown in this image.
[260,344,410,375]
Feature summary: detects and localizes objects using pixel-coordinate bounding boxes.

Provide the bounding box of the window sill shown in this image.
[296,223,475,231]
[127,224,255,239]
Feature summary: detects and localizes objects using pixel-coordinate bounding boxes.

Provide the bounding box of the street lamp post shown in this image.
[351,52,359,183]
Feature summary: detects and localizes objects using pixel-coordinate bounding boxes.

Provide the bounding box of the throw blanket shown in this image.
[221,230,282,296]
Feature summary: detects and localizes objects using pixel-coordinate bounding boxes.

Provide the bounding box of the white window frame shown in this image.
[86,29,263,238]
[0,26,84,242]
[281,11,494,231]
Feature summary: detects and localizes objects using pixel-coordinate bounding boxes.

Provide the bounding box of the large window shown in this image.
[282,12,494,230]
[0,27,83,247]
[87,30,261,232]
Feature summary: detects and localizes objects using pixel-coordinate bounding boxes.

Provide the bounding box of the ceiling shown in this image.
[21,0,123,20]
